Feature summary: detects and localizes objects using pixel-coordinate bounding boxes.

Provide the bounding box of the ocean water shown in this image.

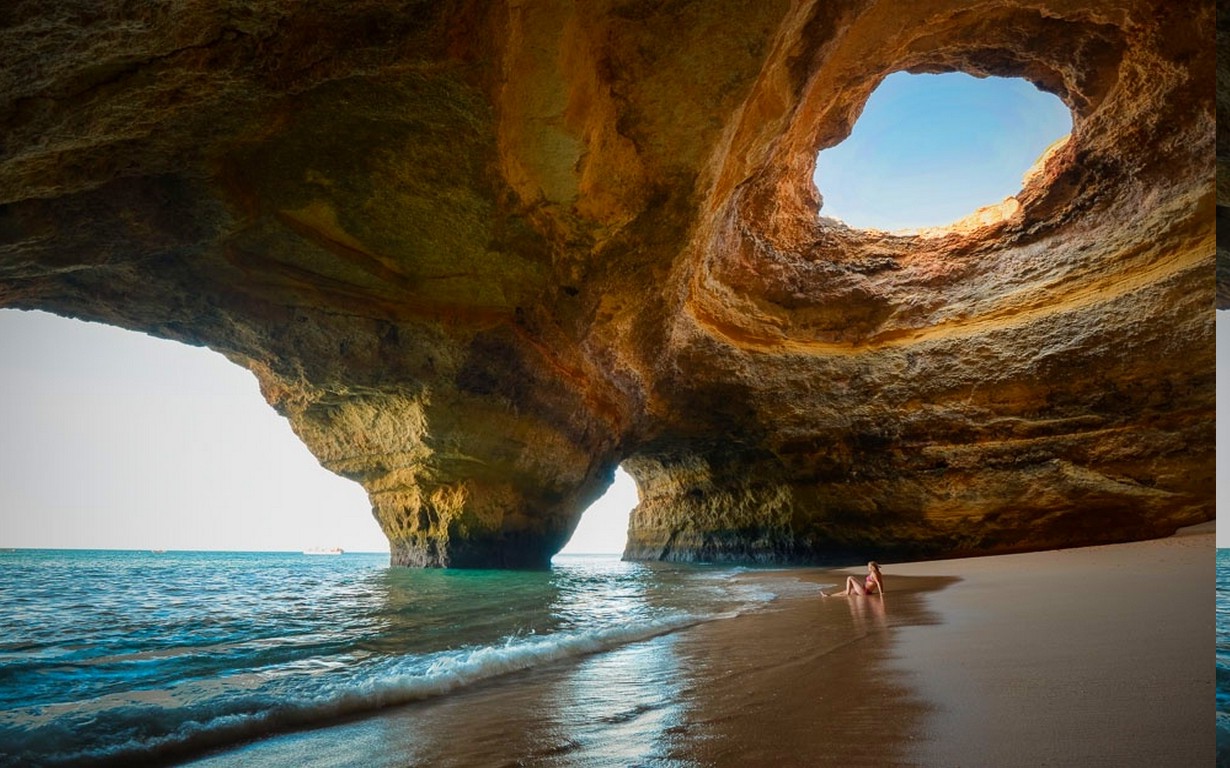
[1218,549,1230,765]
[0,549,778,767]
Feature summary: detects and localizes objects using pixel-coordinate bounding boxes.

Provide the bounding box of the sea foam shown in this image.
[0,550,773,767]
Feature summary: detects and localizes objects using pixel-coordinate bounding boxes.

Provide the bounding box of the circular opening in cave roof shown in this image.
[814,72,1072,234]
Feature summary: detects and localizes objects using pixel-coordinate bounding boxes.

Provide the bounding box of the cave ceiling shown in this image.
[0,0,1216,567]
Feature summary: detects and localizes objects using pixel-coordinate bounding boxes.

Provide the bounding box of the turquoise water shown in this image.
[0,549,774,767]
[1218,549,1230,764]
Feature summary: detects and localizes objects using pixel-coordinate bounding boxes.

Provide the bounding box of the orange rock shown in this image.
[0,1,1214,566]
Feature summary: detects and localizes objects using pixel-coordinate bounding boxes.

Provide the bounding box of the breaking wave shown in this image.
[0,551,773,767]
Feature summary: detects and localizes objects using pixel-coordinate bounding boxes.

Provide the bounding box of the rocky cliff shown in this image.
[1218,0,1230,305]
[0,0,1214,567]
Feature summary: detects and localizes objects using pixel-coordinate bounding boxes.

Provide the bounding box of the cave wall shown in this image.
[0,0,1214,566]
[1218,0,1230,306]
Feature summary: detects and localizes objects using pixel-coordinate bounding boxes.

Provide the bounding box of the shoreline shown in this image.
[691,522,1214,766]
[185,527,1213,767]
[886,522,1213,767]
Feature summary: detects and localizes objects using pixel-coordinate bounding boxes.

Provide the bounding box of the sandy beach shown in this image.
[187,526,1212,767]
[680,522,1214,767]
[886,523,1214,767]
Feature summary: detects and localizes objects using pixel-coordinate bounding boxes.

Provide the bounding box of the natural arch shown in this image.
[0,1,1213,567]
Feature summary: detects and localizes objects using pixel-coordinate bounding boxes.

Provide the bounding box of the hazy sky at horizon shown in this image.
[815,72,1072,230]
[0,309,636,555]
[0,309,386,553]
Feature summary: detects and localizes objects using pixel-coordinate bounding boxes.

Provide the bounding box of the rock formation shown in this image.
[0,1,1214,567]
[1218,0,1230,305]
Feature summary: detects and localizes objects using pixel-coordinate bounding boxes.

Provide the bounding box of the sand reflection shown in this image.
[845,591,888,634]
[666,571,953,767]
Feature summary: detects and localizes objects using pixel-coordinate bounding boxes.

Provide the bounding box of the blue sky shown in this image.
[815,72,1072,230]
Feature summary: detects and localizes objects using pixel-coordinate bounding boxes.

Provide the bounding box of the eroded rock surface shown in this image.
[0,1,1214,566]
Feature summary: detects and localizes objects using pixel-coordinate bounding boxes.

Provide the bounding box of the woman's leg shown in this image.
[823,575,868,597]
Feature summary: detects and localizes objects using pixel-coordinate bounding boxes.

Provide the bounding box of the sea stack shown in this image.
[0,1,1214,566]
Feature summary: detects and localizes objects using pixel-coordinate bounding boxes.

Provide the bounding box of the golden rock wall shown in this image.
[0,0,1214,565]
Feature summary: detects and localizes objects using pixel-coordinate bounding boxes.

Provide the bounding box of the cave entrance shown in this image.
[556,465,638,558]
[813,71,1072,232]
[0,309,382,552]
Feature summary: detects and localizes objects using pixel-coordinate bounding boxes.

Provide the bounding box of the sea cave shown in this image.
[0,0,1215,567]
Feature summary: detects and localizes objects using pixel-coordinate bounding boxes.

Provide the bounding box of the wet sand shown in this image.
[187,526,1212,767]
[666,571,954,767]
[689,522,1213,766]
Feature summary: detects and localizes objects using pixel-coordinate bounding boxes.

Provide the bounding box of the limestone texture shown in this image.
[1218,0,1230,305]
[0,1,1214,567]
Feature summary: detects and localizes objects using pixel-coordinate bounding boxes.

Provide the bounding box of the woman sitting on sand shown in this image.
[822,561,884,597]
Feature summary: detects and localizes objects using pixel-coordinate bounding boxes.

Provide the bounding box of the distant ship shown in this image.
[303,547,344,556]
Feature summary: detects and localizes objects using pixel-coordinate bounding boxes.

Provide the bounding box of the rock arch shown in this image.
[0,1,1214,567]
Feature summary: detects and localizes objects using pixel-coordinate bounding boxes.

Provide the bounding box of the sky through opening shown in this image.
[558,467,637,556]
[0,310,386,553]
[0,309,637,555]
[814,72,1072,231]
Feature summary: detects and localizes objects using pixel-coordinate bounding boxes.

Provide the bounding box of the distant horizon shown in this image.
[0,546,635,557]
[0,307,633,555]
